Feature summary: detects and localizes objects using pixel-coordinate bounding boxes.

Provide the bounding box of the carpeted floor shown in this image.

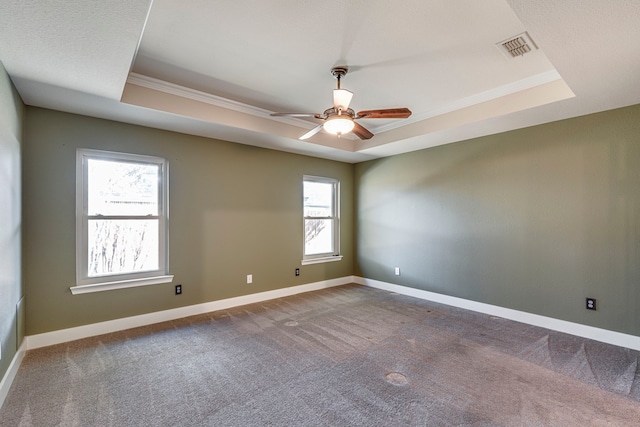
[2,284,640,426]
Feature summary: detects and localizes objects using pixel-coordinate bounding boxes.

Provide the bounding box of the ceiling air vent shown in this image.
[496,32,538,59]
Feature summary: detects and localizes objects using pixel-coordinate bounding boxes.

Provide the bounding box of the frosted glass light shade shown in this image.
[323,116,355,135]
[333,89,353,110]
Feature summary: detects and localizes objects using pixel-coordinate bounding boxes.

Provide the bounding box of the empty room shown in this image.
[1,1,640,425]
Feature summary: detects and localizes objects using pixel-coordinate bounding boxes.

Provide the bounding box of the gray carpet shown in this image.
[2,284,640,426]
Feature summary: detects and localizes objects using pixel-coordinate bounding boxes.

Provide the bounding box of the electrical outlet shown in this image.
[175,284,182,295]
[394,267,400,276]
[247,274,253,284]
[586,297,596,310]
[295,268,300,276]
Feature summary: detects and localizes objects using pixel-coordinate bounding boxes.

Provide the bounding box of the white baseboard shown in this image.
[26,276,354,350]
[355,277,640,352]
[0,340,26,410]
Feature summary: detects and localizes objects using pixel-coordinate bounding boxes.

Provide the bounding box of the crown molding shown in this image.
[126,70,563,144]
[126,73,317,130]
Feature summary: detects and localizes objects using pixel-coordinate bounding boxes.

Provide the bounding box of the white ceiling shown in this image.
[1,0,639,163]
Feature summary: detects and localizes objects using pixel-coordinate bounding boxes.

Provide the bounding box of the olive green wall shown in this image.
[355,104,640,336]
[0,62,24,380]
[23,108,353,334]
[20,101,640,339]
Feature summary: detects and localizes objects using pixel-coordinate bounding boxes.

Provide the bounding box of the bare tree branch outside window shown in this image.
[87,160,159,277]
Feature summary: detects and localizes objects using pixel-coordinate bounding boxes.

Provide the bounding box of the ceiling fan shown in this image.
[271,66,412,140]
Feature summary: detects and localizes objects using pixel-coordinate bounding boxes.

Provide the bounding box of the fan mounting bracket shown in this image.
[330,66,348,79]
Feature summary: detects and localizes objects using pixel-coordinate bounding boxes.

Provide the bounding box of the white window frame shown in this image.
[71,149,172,294]
[301,175,342,265]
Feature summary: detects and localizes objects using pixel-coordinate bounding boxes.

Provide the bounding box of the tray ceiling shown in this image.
[1,0,639,162]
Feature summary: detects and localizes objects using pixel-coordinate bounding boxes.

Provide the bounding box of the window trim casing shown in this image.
[302,175,342,264]
[72,149,172,294]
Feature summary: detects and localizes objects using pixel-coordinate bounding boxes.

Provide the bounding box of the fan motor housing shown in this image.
[323,107,355,119]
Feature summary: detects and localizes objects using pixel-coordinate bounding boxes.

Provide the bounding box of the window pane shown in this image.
[88,219,159,276]
[88,159,159,216]
[304,181,333,217]
[305,219,334,255]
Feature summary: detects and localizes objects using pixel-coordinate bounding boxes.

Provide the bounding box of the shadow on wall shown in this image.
[355,108,640,333]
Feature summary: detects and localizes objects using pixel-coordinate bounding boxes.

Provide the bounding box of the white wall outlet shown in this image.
[394,267,400,276]
[247,274,253,284]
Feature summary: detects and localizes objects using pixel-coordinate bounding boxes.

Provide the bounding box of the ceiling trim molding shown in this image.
[126,69,563,143]
[373,69,563,134]
[126,73,361,140]
[126,73,316,130]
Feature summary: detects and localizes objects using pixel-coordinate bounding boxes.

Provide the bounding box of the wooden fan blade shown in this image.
[352,122,374,140]
[299,125,324,140]
[271,112,321,118]
[356,108,412,119]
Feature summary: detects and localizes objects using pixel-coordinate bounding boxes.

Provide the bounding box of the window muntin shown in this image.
[303,176,339,259]
[76,149,169,287]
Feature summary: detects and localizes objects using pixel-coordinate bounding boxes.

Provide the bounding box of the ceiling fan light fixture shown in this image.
[271,65,411,141]
[323,115,355,136]
[333,88,353,110]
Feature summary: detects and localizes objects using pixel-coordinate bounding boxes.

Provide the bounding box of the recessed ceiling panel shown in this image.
[134,0,558,122]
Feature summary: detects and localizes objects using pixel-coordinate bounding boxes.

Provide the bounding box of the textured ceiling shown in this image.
[0,0,151,99]
[1,0,639,163]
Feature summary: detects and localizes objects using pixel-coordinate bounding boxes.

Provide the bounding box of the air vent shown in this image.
[496,32,538,59]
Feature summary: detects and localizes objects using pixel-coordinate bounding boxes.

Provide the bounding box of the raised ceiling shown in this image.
[1,0,639,163]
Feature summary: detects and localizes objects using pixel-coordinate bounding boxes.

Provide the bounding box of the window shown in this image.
[72,149,172,294]
[302,175,341,264]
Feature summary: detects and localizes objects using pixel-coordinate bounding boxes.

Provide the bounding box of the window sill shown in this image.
[70,275,174,295]
[301,255,343,265]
